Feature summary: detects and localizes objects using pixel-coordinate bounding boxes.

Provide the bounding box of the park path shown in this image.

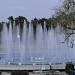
[29,72,68,75]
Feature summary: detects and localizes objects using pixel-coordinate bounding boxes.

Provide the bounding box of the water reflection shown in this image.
[0,22,74,65]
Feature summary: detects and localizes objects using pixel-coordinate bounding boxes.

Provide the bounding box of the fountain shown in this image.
[0,19,74,65]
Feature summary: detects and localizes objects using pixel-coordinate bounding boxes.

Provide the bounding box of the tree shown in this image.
[8,16,14,29]
[53,0,75,47]
[31,18,38,39]
[0,22,4,44]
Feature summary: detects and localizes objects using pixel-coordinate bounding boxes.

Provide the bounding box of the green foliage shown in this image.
[65,62,74,74]
[15,16,25,26]
[26,21,29,29]
[53,0,75,30]
[8,16,14,29]
[6,21,10,30]
[38,18,47,31]
[0,22,4,32]
[31,18,38,39]
[31,18,38,26]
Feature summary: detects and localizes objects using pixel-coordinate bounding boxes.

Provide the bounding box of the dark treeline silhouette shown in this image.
[0,22,4,44]
[0,16,58,33]
[31,17,57,39]
[7,16,29,29]
[8,16,14,29]
[38,18,47,31]
[31,18,38,39]
[0,22,4,32]
[0,15,66,39]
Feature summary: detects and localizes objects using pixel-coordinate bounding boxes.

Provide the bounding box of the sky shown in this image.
[0,0,62,21]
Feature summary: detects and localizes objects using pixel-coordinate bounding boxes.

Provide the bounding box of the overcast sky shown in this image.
[0,0,62,21]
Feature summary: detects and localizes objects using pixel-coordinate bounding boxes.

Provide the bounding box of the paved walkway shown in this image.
[29,72,68,75]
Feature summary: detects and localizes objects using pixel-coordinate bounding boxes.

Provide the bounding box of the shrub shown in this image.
[65,62,74,74]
